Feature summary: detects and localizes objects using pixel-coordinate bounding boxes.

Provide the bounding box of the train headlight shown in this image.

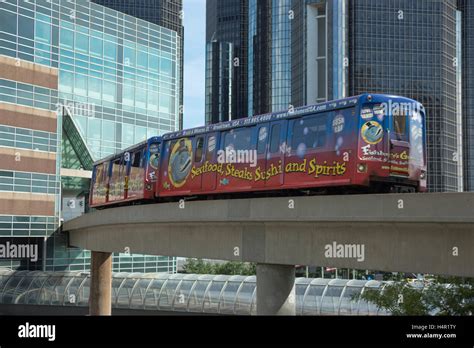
[420,170,426,179]
[357,163,367,173]
[145,184,152,191]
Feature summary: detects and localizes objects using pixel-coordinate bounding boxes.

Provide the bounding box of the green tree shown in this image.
[181,258,214,274]
[423,276,474,316]
[360,281,428,315]
[358,277,474,316]
[181,259,256,276]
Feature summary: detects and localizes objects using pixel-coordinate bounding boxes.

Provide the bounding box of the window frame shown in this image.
[195,137,204,163]
[269,124,281,154]
[291,113,329,151]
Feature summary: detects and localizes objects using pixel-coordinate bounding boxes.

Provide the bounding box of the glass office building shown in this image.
[291,0,347,107]
[90,0,184,130]
[248,0,292,116]
[292,0,462,192]
[205,0,248,124]
[205,41,234,124]
[0,0,179,272]
[459,0,474,191]
[348,0,461,192]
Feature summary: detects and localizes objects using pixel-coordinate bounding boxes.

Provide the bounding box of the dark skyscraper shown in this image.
[459,0,474,191]
[205,0,248,124]
[348,0,461,192]
[92,0,185,129]
[248,0,292,116]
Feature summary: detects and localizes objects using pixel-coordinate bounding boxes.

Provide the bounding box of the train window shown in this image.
[131,150,142,168]
[95,162,107,185]
[291,115,328,150]
[206,135,216,161]
[269,124,281,153]
[257,127,267,154]
[113,158,120,167]
[111,157,123,180]
[224,127,252,151]
[149,143,160,154]
[393,112,406,136]
[195,137,204,162]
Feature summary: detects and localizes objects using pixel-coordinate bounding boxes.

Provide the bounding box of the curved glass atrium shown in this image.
[0,269,424,315]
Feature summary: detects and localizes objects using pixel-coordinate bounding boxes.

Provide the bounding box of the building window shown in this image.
[75,32,89,53]
[60,29,74,49]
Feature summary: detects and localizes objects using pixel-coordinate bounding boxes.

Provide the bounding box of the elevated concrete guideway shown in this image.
[64,192,474,277]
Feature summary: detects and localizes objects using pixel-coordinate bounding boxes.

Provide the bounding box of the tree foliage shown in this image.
[359,276,474,316]
[182,259,256,276]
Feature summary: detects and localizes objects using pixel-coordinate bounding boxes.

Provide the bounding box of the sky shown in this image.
[183,0,207,129]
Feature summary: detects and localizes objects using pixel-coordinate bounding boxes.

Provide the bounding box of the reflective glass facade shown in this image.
[1,0,180,159]
[209,0,470,192]
[90,0,184,130]
[291,0,330,107]
[0,0,178,273]
[270,0,291,112]
[290,0,305,108]
[459,0,474,191]
[0,0,62,270]
[327,0,348,100]
[205,41,233,124]
[348,0,460,192]
[205,0,248,124]
[248,0,292,116]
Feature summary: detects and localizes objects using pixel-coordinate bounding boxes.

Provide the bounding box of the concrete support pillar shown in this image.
[256,263,295,315]
[89,251,112,316]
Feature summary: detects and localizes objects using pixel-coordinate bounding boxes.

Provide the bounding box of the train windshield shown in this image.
[409,109,425,165]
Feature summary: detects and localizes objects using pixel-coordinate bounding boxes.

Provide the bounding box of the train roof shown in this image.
[92,136,161,165]
[161,93,420,141]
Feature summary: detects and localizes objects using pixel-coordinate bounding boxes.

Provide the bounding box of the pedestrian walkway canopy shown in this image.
[0,269,413,315]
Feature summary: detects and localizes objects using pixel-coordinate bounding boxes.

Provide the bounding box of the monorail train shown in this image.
[90,94,427,208]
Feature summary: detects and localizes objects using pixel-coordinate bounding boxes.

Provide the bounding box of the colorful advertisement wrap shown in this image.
[91,162,108,204]
[168,138,193,188]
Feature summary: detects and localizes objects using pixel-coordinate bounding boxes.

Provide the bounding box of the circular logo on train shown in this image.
[168,138,193,188]
[361,121,383,145]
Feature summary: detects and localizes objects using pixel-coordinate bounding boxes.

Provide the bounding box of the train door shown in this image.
[265,120,287,187]
[253,123,269,189]
[202,133,218,192]
[389,106,410,177]
[127,147,145,200]
[189,135,205,193]
[146,142,161,198]
[358,104,390,179]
